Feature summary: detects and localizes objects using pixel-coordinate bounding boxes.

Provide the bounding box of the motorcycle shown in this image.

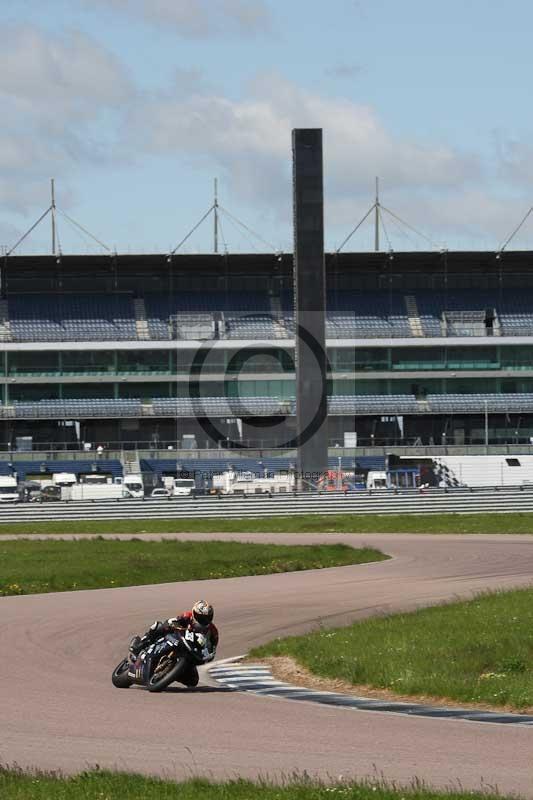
[111,624,216,693]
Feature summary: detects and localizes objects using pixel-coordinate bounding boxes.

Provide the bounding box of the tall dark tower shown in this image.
[292,128,328,485]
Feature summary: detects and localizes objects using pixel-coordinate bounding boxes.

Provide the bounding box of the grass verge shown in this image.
[0,539,387,595]
[2,511,533,536]
[251,588,533,712]
[0,768,515,800]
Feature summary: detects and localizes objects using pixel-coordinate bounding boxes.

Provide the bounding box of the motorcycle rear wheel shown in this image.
[147,655,187,692]
[112,658,134,688]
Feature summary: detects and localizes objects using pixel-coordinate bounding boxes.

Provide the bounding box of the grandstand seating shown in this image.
[417,289,533,336]
[326,291,412,338]
[329,395,419,414]
[152,397,290,417]
[5,393,533,419]
[5,288,533,341]
[6,251,533,453]
[9,294,136,342]
[7,399,142,418]
[144,292,280,340]
[426,393,533,412]
[224,315,280,339]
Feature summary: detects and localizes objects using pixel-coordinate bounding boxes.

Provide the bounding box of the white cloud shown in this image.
[123,72,482,235]
[0,25,134,216]
[1,22,528,252]
[494,133,533,188]
[116,71,533,250]
[92,0,273,38]
[0,25,132,115]
[416,190,533,249]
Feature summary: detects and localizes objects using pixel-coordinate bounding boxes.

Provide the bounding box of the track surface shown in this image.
[2,533,533,795]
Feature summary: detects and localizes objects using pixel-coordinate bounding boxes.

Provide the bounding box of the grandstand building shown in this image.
[2,248,533,464]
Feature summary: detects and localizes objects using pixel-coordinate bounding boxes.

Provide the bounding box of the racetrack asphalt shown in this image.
[1,532,533,795]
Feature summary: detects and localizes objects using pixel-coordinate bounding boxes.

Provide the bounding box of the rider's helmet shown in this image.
[192,599,214,627]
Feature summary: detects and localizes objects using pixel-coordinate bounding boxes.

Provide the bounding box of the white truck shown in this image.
[172,478,196,496]
[31,471,76,489]
[212,469,295,495]
[63,483,133,501]
[0,476,19,503]
[122,473,144,499]
[162,476,196,496]
[52,472,77,487]
[82,473,110,486]
[366,470,389,490]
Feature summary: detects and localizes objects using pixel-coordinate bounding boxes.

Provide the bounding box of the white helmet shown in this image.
[192,600,214,627]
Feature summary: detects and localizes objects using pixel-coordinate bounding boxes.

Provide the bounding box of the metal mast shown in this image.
[374,176,380,252]
[213,178,219,254]
[51,178,56,255]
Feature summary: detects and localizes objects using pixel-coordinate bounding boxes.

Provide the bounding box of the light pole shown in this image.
[176,322,179,452]
[484,399,489,453]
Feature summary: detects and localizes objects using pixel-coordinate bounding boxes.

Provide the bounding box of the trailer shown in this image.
[62,483,133,501]
[212,469,295,495]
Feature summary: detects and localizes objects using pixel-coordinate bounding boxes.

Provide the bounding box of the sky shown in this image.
[2,0,533,255]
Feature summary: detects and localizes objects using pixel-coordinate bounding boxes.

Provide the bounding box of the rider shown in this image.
[129,600,218,687]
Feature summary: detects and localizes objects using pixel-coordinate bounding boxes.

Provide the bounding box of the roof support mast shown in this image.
[214,178,218,254]
[374,176,380,252]
[51,178,56,256]
[336,179,441,254]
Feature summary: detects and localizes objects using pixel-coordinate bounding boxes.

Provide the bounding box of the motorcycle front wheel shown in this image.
[147,655,187,692]
[111,658,133,688]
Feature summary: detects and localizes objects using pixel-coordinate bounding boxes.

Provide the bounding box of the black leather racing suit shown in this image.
[130,612,219,687]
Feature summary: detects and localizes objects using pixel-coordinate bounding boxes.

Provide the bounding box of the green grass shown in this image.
[2,511,533,536]
[0,768,516,800]
[0,539,387,595]
[252,588,533,711]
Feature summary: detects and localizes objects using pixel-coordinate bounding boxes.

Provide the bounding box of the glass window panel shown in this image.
[118,382,166,399]
[61,351,114,375]
[355,349,388,371]
[9,384,60,401]
[446,346,498,370]
[118,350,169,373]
[62,383,114,399]
[8,351,59,376]
[500,346,533,370]
[391,348,445,371]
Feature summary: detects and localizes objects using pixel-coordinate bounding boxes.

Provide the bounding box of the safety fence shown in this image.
[1,486,533,523]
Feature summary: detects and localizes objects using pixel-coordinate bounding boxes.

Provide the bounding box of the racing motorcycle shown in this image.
[111,624,215,693]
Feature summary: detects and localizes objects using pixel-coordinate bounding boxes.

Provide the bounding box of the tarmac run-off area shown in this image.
[1,532,533,796]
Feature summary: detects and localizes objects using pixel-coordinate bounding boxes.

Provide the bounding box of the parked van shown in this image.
[122,473,144,499]
[0,476,19,503]
[366,471,389,490]
[172,478,196,496]
[65,484,133,501]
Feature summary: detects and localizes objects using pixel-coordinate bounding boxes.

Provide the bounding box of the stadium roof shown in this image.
[3,249,533,278]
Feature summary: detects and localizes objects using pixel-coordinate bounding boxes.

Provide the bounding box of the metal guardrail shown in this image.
[3,444,533,460]
[2,486,533,523]
[4,327,512,343]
